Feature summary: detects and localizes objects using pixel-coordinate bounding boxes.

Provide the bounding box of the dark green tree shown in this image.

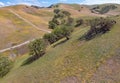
[29,39,47,57]
[61,26,73,40]
[54,9,60,14]
[53,27,63,39]
[43,33,57,44]
[0,55,13,77]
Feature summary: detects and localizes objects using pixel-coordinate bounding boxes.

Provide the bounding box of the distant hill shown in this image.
[89,4,120,15]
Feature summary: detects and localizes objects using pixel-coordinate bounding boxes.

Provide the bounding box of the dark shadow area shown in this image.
[21,53,45,66]
[78,32,106,41]
[52,39,68,48]
[79,20,116,41]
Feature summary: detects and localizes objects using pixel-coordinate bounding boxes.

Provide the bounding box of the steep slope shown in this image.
[1,16,120,83]
[0,5,52,50]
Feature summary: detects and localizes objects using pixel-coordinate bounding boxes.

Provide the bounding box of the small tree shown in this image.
[0,55,13,77]
[29,39,47,58]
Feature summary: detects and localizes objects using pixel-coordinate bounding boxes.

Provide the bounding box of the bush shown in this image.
[0,55,13,77]
[85,18,116,40]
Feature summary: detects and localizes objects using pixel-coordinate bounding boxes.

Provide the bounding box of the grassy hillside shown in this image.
[0,15,120,83]
[0,4,105,50]
[0,5,52,49]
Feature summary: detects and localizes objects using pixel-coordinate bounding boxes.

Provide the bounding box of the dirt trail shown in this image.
[9,10,51,33]
[0,40,32,53]
[0,10,51,53]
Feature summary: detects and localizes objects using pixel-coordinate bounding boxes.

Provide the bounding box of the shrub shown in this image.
[0,55,13,77]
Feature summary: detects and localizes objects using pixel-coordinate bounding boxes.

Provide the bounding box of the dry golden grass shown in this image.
[0,5,52,49]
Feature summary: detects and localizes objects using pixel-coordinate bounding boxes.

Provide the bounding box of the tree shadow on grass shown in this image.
[52,39,68,48]
[21,53,44,66]
[78,32,106,41]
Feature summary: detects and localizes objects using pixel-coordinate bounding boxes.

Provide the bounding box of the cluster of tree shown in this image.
[28,9,74,61]
[0,55,13,77]
[49,9,74,29]
[44,26,73,44]
[85,17,116,40]
[26,8,82,65]
[28,25,73,63]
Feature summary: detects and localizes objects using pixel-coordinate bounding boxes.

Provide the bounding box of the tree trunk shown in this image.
[66,36,70,40]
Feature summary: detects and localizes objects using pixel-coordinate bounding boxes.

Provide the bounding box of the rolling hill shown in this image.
[0,3,105,53]
[0,5,52,50]
[0,3,120,83]
[0,15,120,83]
[0,3,120,51]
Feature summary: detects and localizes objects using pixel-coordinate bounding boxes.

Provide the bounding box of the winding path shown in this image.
[0,10,51,53]
[9,10,51,33]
